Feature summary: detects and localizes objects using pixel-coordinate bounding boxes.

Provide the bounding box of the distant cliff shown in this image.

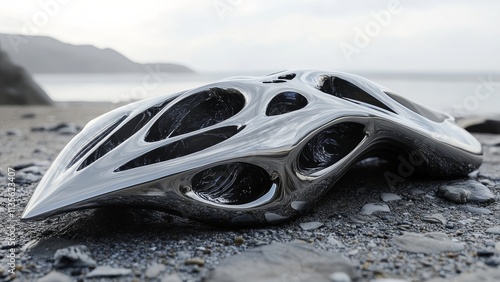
[0,46,53,105]
[0,33,194,74]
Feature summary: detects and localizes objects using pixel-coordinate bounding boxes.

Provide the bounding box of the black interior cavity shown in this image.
[277,73,296,80]
[263,80,287,84]
[319,76,395,113]
[145,88,245,142]
[384,91,447,122]
[68,115,128,169]
[117,126,244,171]
[191,162,274,205]
[266,92,308,116]
[298,122,366,174]
[77,99,173,171]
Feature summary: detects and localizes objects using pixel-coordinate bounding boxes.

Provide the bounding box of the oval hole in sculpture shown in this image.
[191,163,274,205]
[318,76,395,113]
[145,88,245,142]
[266,92,308,116]
[298,122,366,174]
[116,126,244,171]
[77,98,174,171]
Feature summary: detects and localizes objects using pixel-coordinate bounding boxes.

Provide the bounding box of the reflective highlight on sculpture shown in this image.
[22,70,483,226]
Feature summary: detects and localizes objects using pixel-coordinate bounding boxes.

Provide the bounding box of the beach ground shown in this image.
[1,103,500,282]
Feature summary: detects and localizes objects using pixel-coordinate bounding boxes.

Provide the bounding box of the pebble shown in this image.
[452,266,500,281]
[422,213,447,225]
[31,122,81,135]
[300,221,324,231]
[477,249,495,257]
[28,238,77,259]
[6,129,22,136]
[327,236,346,249]
[37,271,72,282]
[145,263,167,278]
[459,206,492,215]
[160,272,183,282]
[86,266,132,278]
[329,271,352,282]
[361,203,390,215]
[54,245,96,268]
[185,258,205,267]
[234,236,245,246]
[437,180,495,204]
[393,232,464,254]
[206,242,360,282]
[485,226,500,234]
[381,193,402,202]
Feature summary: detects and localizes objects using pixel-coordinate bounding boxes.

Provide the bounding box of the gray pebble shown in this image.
[459,206,492,215]
[300,221,324,231]
[422,213,447,225]
[361,203,390,215]
[54,245,96,268]
[393,232,464,254]
[37,271,72,282]
[145,263,167,278]
[86,266,132,278]
[329,271,351,282]
[206,242,360,282]
[437,180,495,204]
[485,226,500,234]
[381,193,402,202]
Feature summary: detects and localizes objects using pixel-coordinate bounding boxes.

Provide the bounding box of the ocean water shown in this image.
[33,72,500,117]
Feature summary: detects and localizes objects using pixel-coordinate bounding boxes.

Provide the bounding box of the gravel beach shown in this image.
[1,103,500,282]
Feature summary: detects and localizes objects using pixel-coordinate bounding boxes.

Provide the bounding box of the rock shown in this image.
[477,249,495,257]
[234,236,245,246]
[459,206,492,215]
[37,271,72,282]
[422,213,447,225]
[6,129,22,136]
[465,119,500,134]
[54,245,96,268]
[360,203,390,215]
[0,46,53,105]
[436,180,495,204]
[86,266,132,278]
[300,221,324,231]
[371,279,409,282]
[381,193,402,202]
[327,235,346,249]
[161,273,183,282]
[206,242,360,282]
[12,160,50,170]
[30,123,81,135]
[393,232,464,254]
[452,267,500,281]
[329,271,351,282]
[21,113,36,119]
[184,258,205,267]
[485,226,500,234]
[145,263,167,279]
[28,238,77,259]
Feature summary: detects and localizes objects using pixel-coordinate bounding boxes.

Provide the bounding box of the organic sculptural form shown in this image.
[22,70,482,225]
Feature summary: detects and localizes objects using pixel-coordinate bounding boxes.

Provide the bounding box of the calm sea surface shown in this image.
[33,72,500,117]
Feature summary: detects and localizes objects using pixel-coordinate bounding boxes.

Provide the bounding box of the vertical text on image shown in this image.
[5,167,18,275]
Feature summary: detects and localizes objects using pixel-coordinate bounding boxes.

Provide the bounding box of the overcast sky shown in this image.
[0,0,499,73]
